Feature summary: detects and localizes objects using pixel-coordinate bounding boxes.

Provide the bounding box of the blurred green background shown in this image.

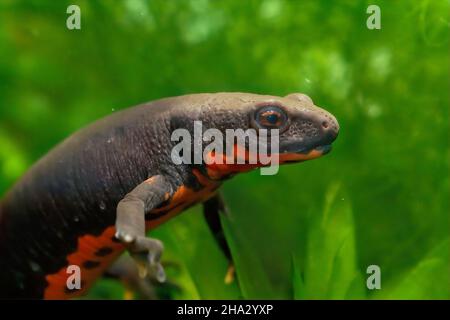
[0,0,448,299]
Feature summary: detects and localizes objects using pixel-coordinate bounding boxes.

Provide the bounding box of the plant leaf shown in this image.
[373,238,449,300]
[299,183,366,299]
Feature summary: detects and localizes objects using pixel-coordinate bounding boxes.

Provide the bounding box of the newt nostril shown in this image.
[321,114,339,142]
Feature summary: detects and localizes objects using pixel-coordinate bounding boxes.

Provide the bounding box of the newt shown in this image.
[0,92,339,299]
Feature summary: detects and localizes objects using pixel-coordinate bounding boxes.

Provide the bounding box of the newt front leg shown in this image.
[115,175,173,282]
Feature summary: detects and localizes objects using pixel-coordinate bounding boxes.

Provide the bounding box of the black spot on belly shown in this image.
[95,247,113,257]
[82,260,101,269]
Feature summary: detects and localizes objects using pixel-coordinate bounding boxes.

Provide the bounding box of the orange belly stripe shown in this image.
[43,226,125,299]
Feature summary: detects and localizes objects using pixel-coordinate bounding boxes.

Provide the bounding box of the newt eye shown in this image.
[255,106,288,129]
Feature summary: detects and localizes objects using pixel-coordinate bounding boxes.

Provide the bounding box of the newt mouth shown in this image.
[280,140,333,155]
[311,144,332,155]
[279,143,332,163]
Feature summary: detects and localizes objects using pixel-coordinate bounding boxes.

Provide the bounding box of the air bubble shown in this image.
[29,261,42,272]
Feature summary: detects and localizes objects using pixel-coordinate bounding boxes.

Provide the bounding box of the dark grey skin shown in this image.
[0,92,339,299]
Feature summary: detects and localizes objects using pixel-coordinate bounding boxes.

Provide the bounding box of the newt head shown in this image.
[270,92,340,163]
[169,92,339,177]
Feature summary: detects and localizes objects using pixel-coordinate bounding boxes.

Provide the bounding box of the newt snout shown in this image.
[277,93,339,161]
[306,108,339,155]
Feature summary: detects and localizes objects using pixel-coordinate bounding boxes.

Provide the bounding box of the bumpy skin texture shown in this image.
[0,93,339,299]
